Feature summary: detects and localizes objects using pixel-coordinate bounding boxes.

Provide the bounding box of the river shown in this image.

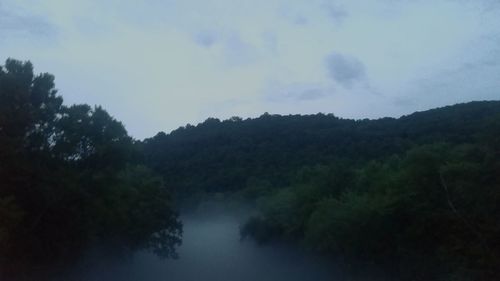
[55,204,354,281]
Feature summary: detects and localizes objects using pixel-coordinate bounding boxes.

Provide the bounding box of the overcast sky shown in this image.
[1,0,499,139]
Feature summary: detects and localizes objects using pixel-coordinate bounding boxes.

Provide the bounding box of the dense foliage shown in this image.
[144,101,500,280]
[143,101,499,196]
[0,59,181,274]
[241,143,500,280]
[1,57,498,280]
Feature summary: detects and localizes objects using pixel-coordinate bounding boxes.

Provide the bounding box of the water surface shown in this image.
[62,206,345,281]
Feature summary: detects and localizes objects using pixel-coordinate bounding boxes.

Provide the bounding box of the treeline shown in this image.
[143,101,500,280]
[2,57,498,280]
[142,101,500,198]
[0,59,181,275]
[241,142,500,280]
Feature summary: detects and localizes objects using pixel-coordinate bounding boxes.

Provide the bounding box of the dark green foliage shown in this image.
[0,59,181,273]
[2,57,498,280]
[143,101,500,201]
[142,100,500,280]
[242,143,500,280]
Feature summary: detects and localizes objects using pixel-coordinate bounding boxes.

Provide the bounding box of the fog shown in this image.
[47,205,354,281]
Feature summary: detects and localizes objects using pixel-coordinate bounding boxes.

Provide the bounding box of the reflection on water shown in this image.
[59,207,344,281]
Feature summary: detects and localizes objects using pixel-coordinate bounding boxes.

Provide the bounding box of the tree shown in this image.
[0,59,181,275]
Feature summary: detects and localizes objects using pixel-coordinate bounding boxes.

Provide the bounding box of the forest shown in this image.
[143,95,500,280]
[1,59,499,280]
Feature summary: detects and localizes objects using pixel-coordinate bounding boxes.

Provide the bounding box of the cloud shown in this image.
[295,88,326,100]
[325,52,366,88]
[222,33,259,67]
[194,30,217,47]
[411,60,500,107]
[292,15,308,25]
[261,31,277,53]
[296,89,326,100]
[2,0,500,138]
[324,4,348,24]
[0,3,56,38]
[264,81,330,102]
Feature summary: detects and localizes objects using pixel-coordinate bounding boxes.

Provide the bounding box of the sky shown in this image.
[1,0,500,139]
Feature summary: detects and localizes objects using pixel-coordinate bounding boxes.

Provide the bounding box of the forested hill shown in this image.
[143,101,500,279]
[142,101,500,196]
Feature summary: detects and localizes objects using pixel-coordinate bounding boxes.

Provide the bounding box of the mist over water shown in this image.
[55,204,348,281]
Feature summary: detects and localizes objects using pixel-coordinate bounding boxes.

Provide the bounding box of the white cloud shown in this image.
[1,0,499,138]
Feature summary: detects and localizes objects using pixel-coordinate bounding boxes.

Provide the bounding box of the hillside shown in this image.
[142,101,500,195]
[142,100,500,280]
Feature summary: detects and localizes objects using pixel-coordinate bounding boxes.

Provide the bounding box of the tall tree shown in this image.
[0,59,181,275]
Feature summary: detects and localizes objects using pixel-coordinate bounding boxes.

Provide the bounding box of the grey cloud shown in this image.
[261,32,277,53]
[325,52,366,88]
[223,33,259,66]
[295,88,326,100]
[461,59,500,70]
[324,4,348,24]
[393,96,416,107]
[411,31,500,104]
[194,30,217,48]
[461,35,500,69]
[0,4,56,37]
[264,83,329,103]
[277,5,309,26]
[409,60,500,110]
[292,15,308,25]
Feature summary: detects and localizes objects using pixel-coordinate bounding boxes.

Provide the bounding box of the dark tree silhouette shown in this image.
[0,59,181,276]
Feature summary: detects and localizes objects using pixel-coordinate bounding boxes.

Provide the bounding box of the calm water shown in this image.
[57,206,348,281]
